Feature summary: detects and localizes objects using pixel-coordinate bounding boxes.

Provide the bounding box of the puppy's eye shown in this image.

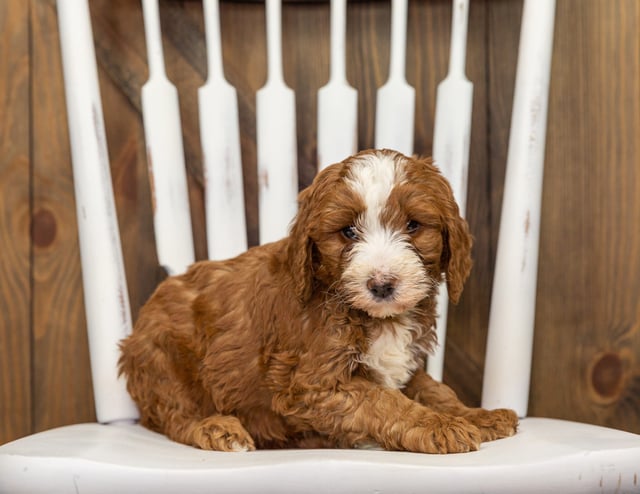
[407,220,421,234]
[341,226,359,241]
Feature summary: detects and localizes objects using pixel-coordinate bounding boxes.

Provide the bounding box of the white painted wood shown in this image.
[257,0,299,244]
[199,0,247,260]
[317,0,358,171]
[141,0,195,275]
[56,0,139,424]
[482,0,557,417]
[374,0,415,156]
[428,0,473,382]
[3,418,640,493]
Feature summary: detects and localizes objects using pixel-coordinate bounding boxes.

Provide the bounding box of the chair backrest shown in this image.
[56,0,555,425]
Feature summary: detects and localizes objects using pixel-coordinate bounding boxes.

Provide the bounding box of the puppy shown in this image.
[119,149,518,453]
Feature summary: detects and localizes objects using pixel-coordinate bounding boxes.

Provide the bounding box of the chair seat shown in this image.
[1,417,639,494]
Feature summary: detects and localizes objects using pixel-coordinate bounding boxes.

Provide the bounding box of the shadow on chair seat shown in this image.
[2,418,639,494]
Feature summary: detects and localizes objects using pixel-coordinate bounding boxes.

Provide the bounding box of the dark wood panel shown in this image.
[220,1,267,244]
[284,0,329,184]
[91,0,168,318]
[0,0,31,445]
[442,0,499,406]
[30,0,95,432]
[532,0,640,432]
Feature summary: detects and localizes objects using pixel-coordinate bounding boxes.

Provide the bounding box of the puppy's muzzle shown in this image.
[366,274,398,300]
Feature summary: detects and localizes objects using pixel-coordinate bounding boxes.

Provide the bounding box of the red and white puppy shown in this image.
[119,149,517,453]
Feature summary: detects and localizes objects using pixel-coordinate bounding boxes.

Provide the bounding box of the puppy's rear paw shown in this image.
[189,415,256,452]
[464,408,518,442]
[404,414,482,454]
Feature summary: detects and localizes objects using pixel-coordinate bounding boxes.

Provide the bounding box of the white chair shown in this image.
[2,0,639,493]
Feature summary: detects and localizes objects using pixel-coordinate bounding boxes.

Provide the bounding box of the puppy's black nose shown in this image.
[367,278,396,300]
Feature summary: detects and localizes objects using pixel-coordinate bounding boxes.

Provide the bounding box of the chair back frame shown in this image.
[56,0,556,424]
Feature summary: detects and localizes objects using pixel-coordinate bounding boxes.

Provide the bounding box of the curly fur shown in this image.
[119,149,517,453]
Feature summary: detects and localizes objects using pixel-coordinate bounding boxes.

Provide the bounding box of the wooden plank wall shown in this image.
[0,0,31,444]
[1,0,638,445]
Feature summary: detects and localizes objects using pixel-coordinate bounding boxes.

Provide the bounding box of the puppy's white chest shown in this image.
[360,319,421,389]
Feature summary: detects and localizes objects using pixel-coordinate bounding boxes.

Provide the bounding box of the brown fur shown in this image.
[119,149,517,453]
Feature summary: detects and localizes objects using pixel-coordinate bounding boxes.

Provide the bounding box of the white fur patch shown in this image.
[341,152,430,318]
[360,316,426,389]
[345,151,406,232]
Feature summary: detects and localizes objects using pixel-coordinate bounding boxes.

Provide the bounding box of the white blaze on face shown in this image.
[344,152,404,227]
[342,152,430,318]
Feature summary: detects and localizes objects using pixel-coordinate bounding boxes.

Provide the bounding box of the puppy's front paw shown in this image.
[403,414,482,454]
[189,415,256,452]
[463,408,518,442]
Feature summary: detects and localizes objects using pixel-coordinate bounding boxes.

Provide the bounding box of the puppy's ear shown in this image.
[288,163,345,303]
[287,185,317,303]
[440,197,473,304]
[411,156,473,303]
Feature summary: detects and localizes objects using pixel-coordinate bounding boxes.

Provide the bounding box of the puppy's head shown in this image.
[289,149,472,318]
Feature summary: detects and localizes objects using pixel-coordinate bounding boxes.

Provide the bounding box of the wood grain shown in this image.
[442,0,496,407]
[0,0,31,445]
[2,0,639,444]
[30,0,96,432]
[531,0,640,431]
[91,0,167,318]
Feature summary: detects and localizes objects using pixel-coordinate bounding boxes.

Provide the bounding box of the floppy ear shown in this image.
[287,163,345,303]
[440,198,473,304]
[287,184,317,304]
[411,156,473,303]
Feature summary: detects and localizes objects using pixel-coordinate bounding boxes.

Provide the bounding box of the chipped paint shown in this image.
[92,104,107,156]
[519,211,532,272]
[259,168,270,190]
[118,286,128,332]
[146,147,157,214]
